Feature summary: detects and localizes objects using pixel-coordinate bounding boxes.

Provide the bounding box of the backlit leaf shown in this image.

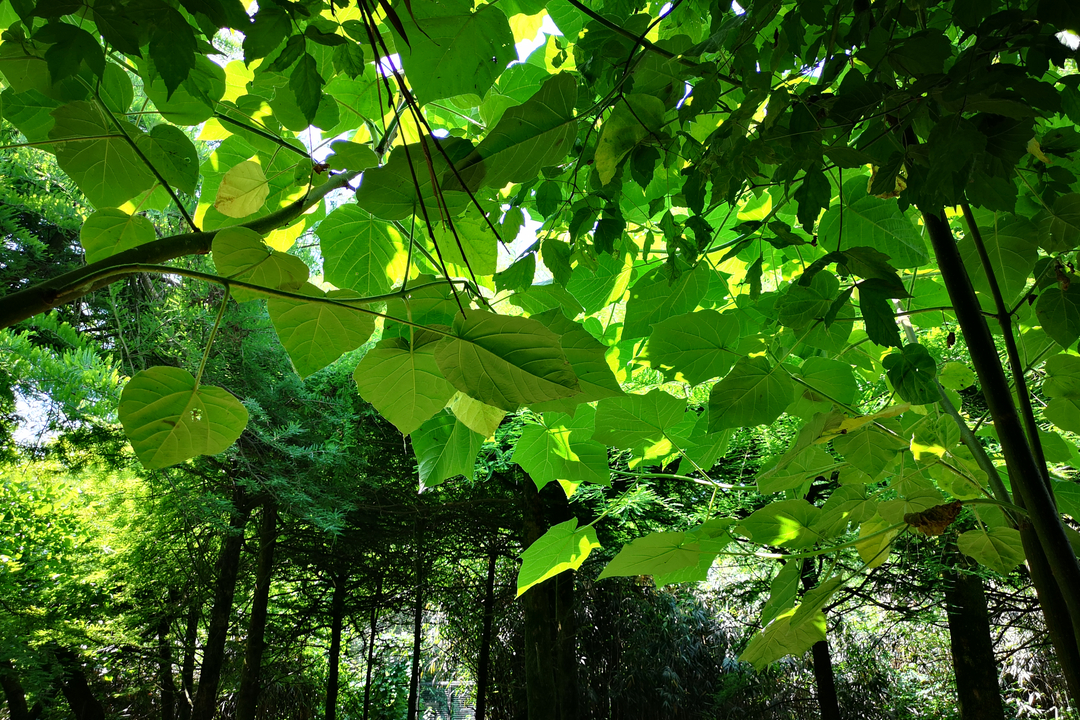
[517,518,600,596]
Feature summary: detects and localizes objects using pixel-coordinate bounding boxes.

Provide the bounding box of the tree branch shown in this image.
[0,171,358,330]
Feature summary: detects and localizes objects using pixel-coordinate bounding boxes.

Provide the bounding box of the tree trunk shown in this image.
[236,502,278,720]
[922,210,1080,704]
[326,574,346,720]
[178,605,199,720]
[52,647,105,720]
[191,487,251,720]
[362,577,381,720]
[799,562,841,720]
[474,552,498,720]
[407,521,424,720]
[1,660,31,720]
[157,614,178,720]
[521,476,577,720]
[945,561,1005,720]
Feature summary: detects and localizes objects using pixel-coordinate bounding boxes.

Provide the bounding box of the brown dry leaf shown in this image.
[904,500,963,536]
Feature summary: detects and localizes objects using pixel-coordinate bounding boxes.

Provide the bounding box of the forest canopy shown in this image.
[3,0,1080,716]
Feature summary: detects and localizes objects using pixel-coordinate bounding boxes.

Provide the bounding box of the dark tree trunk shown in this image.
[922,209,1080,704]
[407,521,424,720]
[178,605,199,720]
[809,641,841,720]
[325,574,346,720]
[52,647,105,720]
[1,660,31,720]
[157,614,178,720]
[474,552,498,720]
[191,487,251,720]
[945,563,1005,720]
[236,502,278,720]
[521,476,577,720]
[362,577,381,720]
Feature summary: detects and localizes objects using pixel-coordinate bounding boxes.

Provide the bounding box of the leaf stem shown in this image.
[194,286,231,387]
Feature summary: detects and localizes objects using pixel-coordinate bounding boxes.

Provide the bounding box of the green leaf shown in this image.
[1053,480,1080,519]
[411,410,485,487]
[760,561,801,625]
[529,310,623,414]
[595,94,666,185]
[740,606,827,670]
[80,209,156,263]
[389,0,516,105]
[883,343,938,405]
[453,73,577,190]
[144,55,225,126]
[736,499,822,549]
[434,310,580,411]
[353,330,458,436]
[214,160,271,219]
[640,309,744,385]
[757,445,840,494]
[118,366,248,470]
[623,262,711,339]
[517,518,600,596]
[833,426,905,481]
[1036,285,1080,348]
[290,52,323,125]
[818,191,928,268]
[1041,354,1080,434]
[958,214,1038,306]
[212,227,308,303]
[857,279,904,348]
[1039,193,1080,253]
[268,284,376,378]
[317,205,408,297]
[326,140,379,173]
[354,137,473,221]
[433,213,498,276]
[592,389,686,459]
[147,8,197,97]
[815,484,876,538]
[855,513,900,568]
[49,101,155,208]
[957,527,1025,574]
[599,531,706,579]
[445,392,506,439]
[708,356,794,432]
[135,124,199,195]
[514,408,610,495]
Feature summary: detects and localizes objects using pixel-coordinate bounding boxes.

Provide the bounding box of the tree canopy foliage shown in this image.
[3,0,1080,699]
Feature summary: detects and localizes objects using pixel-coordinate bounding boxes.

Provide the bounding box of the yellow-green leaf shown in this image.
[214,160,270,218]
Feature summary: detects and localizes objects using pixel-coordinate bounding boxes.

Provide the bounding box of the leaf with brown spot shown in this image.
[904,500,963,536]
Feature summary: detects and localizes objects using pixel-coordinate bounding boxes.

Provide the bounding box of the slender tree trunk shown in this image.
[922,210,1080,704]
[157,614,178,720]
[362,576,381,720]
[407,521,424,720]
[474,552,498,720]
[191,487,251,720]
[798,559,841,720]
[52,647,105,720]
[945,561,1005,720]
[1,660,31,720]
[236,503,278,720]
[521,476,579,720]
[326,574,346,720]
[178,605,199,720]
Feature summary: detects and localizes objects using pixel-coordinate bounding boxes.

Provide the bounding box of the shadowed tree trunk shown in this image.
[52,647,105,720]
[362,576,381,720]
[236,502,278,720]
[157,613,178,720]
[800,489,841,720]
[407,519,424,720]
[177,605,198,720]
[191,487,251,720]
[945,559,1005,720]
[474,551,498,720]
[1,660,31,720]
[325,573,346,720]
[521,475,577,720]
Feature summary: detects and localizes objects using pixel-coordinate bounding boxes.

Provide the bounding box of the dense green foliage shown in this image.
[3,0,1080,714]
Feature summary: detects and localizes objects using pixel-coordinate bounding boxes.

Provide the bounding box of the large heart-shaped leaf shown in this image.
[268,284,375,378]
[119,366,248,470]
[213,226,308,302]
[353,329,457,436]
[434,310,580,411]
